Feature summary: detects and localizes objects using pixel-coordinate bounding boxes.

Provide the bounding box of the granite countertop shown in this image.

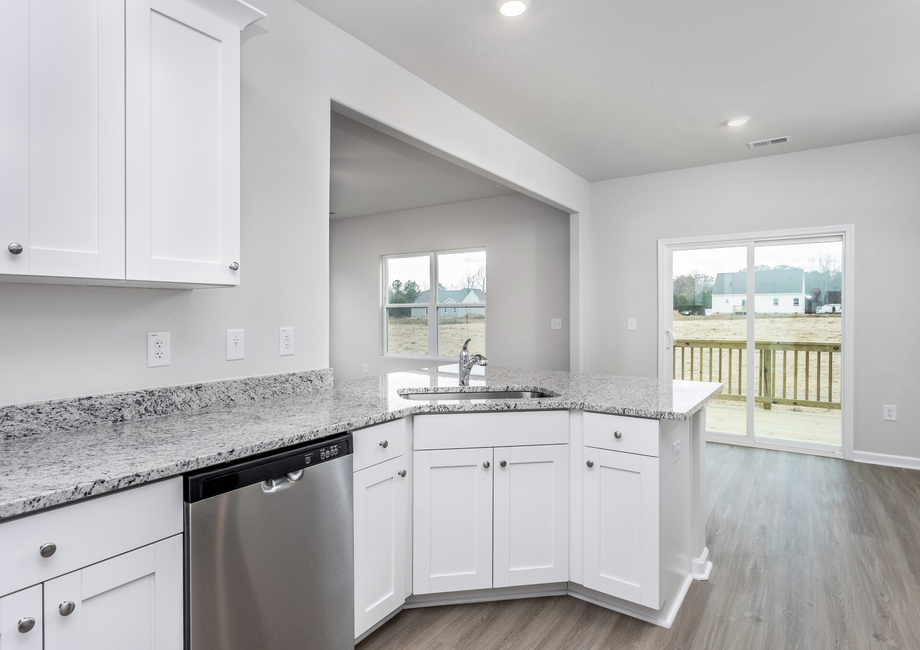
[0,366,721,521]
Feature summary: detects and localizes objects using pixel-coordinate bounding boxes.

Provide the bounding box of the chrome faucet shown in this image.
[459,338,488,386]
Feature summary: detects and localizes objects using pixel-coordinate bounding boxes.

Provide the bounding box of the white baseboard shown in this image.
[692,546,713,580]
[405,583,568,609]
[568,576,693,629]
[854,451,920,471]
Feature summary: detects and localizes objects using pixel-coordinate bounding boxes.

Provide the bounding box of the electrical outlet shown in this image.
[672,439,681,464]
[884,405,897,421]
[551,318,563,330]
[363,364,368,373]
[279,327,294,356]
[627,318,637,331]
[226,329,245,361]
[147,331,171,368]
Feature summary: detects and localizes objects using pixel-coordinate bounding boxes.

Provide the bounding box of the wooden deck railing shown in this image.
[674,339,841,409]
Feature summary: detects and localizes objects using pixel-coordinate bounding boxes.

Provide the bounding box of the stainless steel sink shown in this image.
[399,390,552,401]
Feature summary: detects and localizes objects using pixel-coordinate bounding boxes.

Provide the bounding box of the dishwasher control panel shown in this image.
[185,434,353,502]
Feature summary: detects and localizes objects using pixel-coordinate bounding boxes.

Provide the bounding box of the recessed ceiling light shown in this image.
[726,116,750,127]
[497,0,529,17]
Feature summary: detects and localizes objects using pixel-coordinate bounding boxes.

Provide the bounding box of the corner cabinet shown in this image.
[412,412,570,596]
[0,0,264,288]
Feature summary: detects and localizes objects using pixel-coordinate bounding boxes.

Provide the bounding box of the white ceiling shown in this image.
[330,112,516,219]
[301,0,920,182]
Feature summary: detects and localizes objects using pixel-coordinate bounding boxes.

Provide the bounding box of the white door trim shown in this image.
[658,224,855,461]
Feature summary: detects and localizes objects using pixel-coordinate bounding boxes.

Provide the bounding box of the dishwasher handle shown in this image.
[261,470,305,494]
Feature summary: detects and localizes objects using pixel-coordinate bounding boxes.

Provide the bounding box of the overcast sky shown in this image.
[673,241,842,278]
[386,250,486,292]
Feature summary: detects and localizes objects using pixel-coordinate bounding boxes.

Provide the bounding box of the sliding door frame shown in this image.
[658,224,855,460]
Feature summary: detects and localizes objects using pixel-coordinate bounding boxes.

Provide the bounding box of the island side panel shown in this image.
[690,409,712,579]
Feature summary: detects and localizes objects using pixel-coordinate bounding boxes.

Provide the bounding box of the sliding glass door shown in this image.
[663,230,847,454]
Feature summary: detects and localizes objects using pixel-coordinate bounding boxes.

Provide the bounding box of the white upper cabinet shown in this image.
[126,0,251,285]
[0,0,263,287]
[0,0,125,280]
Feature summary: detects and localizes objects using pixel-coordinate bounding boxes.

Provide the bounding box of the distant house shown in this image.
[410,289,486,318]
[711,270,806,314]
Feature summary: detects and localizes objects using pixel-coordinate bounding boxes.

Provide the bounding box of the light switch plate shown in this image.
[627,318,637,331]
[672,439,681,464]
[279,327,294,356]
[551,318,563,330]
[227,329,245,360]
[147,331,171,368]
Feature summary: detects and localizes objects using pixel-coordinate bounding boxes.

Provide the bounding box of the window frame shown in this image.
[382,247,486,359]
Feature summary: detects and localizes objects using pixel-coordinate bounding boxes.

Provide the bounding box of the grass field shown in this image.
[673,313,841,418]
[387,316,486,357]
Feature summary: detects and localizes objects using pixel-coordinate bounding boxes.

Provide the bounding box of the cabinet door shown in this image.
[354,456,408,638]
[583,448,660,608]
[493,444,569,588]
[44,535,183,650]
[413,448,493,595]
[0,585,43,650]
[0,0,125,279]
[126,0,241,285]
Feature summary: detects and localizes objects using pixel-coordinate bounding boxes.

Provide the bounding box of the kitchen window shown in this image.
[383,249,486,357]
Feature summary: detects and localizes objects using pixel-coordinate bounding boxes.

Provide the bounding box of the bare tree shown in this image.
[463,265,486,293]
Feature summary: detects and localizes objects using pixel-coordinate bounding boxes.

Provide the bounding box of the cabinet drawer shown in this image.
[353,419,407,472]
[583,412,659,457]
[0,477,182,597]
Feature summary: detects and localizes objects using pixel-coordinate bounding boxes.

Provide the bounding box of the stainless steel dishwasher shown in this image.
[185,434,354,650]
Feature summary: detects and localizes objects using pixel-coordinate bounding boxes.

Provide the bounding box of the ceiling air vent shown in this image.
[748,136,791,149]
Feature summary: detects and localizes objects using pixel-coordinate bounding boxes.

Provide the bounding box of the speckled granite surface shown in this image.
[0,369,333,440]
[0,366,721,520]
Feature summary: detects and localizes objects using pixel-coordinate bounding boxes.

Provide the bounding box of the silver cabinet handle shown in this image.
[8,242,23,255]
[499,460,507,468]
[286,470,303,483]
[18,617,36,633]
[397,469,407,478]
[614,431,623,439]
[229,262,239,271]
[40,542,57,558]
[586,460,594,468]
[379,440,388,448]
[483,461,490,469]
[59,601,76,617]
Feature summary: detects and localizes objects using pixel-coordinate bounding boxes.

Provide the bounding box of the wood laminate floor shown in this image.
[357,443,920,650]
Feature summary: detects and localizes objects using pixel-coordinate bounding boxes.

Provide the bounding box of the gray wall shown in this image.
[330,194,570,381]
[589,133,920,459]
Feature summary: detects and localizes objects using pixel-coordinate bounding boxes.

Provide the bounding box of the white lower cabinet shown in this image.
[0,585,43,650]
[354,456,408,638]
[413,447,494,595]
[0,478,184,650]
[413,444,569,595]
[44,535,183,650]
[582,447,660,608]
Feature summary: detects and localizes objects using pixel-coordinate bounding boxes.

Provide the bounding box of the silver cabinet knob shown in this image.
[379,440,388,448]
[17,617,36,633]
[483,461,490,469]
[8,242,23,255]
[59,601,76,617]
[229,262,239,271]
[499,460,507,468]
[614,431,623,439]
[397,469,407,478]
[40,542,57,558]
[586,460,594,468]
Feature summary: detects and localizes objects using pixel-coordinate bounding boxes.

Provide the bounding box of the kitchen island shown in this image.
[0,366,721,639]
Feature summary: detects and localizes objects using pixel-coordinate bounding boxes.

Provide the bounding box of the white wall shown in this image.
[330,195,570,381]
[0,0,588,406]
[590,133,920,459]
